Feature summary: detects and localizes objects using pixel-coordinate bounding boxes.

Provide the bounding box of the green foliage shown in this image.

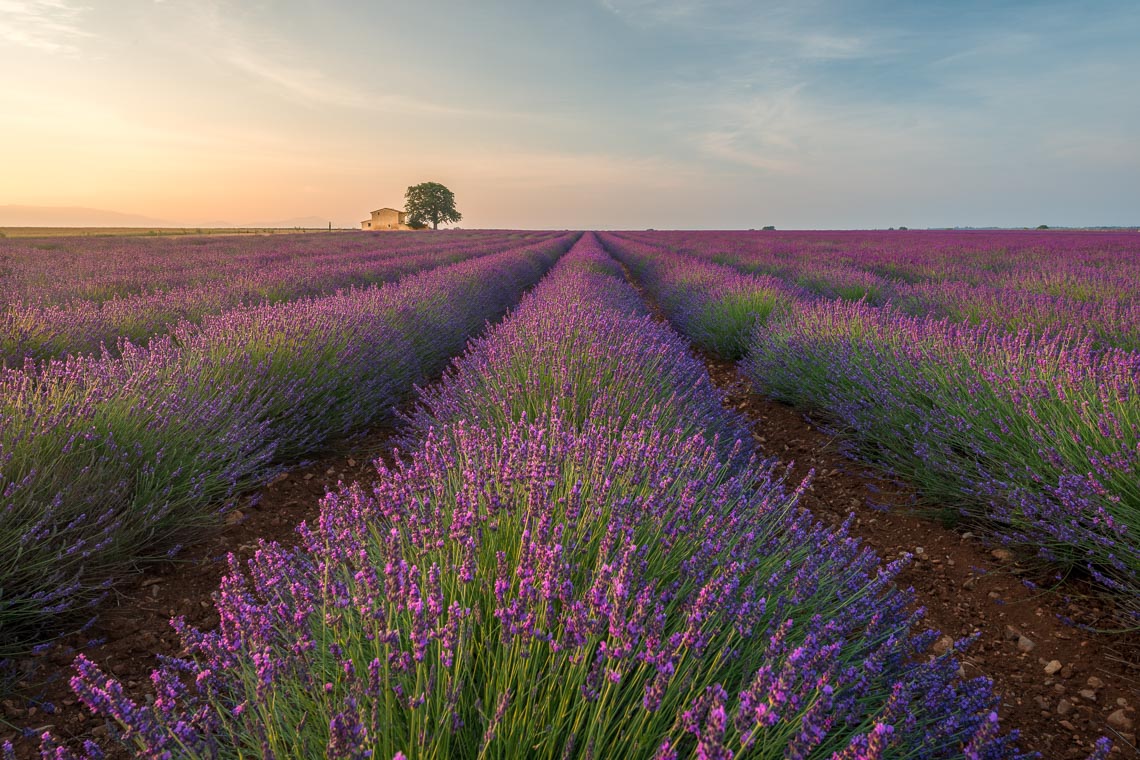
[690,289,787,359]
[747,304,1140,595]
[405,181,462,230]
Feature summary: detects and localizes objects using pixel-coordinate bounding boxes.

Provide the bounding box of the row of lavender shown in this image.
[32,234,1033,759]
[601,232,1140,622]
[0,231,563,363]
[617,230,1140,351]
[0,233,576,658]
[0,231,547,306]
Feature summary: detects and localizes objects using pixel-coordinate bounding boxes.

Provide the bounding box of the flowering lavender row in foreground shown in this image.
[0,233,575,658]
[599,231,1140,621]
[614,229,1140,351]
[44,234,1029,758]
[0,231,564,363]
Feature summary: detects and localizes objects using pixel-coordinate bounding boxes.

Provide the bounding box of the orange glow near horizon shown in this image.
[2,1,1137,229]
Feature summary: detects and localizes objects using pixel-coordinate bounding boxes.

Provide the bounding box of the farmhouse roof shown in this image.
[371,207,404,214]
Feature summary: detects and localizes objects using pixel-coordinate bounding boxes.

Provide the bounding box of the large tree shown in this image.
[404,182,462,230]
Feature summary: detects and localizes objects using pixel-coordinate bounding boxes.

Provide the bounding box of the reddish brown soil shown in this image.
[612,257,1139,757]
[0,429,400,757]
[703,356,1139,758]
[4,266,1138,758]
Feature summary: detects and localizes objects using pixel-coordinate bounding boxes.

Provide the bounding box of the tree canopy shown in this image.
[405,182,462,230]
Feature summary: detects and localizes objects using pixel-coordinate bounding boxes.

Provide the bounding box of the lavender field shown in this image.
[0,230,575,657]
[604,230,1140,621]
[4,229,1138,758]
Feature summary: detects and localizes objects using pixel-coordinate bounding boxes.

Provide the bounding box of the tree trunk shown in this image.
[432,221,438,230]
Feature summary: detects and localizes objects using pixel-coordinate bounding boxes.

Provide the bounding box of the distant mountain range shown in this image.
[0,205,344,229]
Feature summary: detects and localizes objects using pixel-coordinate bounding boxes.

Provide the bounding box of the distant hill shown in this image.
[0,207,342,229]
[0,205,175,227]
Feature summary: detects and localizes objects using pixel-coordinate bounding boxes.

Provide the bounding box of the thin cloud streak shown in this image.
[686,84,807,174]
[222,46,541,119]
[0,0,89,54]
[191,3,547,121]
[598,0,886,61]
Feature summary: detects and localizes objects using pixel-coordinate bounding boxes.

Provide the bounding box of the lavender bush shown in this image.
[602,235,794,360]
[49,235,1026,759]
[600,230,1140,620]
[0,234,575,657]
[745,299,1140,617]
[0,231,564,363]
[611,230,1140,351]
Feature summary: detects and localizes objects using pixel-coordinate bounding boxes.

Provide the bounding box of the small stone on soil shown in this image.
[1107,709,1134,732]
[933,635,954,655]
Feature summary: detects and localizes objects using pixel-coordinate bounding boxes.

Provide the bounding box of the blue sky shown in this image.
[1,0,1137,228]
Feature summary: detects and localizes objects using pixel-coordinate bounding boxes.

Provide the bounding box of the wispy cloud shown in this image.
[445,149,698,190]
[598,0,884,61]
[187,3,539,120]
[222,45,528,119]
[220,46,380,111]
[0,0,89,54]
[689,85,807,173]
[599,0,705,24]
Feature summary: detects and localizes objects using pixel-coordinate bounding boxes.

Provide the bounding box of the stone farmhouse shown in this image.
[361,207,417,230]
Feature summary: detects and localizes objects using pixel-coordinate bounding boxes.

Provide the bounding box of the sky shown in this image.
[1,0,1138,229]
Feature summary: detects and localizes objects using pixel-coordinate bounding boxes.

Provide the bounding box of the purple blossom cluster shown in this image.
[402,238,749,464]
[596,230,1140,621]
[602,236,797,360]
[0,231,565,363]
[745,297,1140,616]
[0,233,575,657]
[611,229,1140,351]
[51,234,1027,758]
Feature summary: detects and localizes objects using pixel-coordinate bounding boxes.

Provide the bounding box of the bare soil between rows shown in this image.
[616,260,1139,758]
[4,262,1139,758]
[702,355,1139,758]
[1,425,405,758]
